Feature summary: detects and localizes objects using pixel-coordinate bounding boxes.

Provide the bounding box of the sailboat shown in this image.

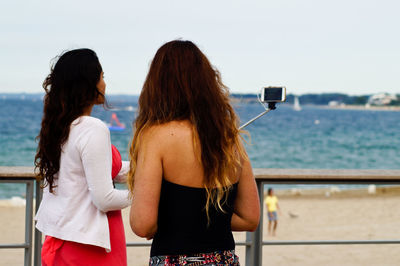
[293,96,302,111]
[108,113,126,131]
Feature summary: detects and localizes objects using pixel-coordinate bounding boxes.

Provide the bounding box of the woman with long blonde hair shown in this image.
[129,40,260,265]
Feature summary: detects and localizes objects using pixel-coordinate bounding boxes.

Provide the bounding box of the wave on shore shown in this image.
[0,196,26,207]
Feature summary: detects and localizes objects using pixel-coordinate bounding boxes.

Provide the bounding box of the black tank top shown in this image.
[150,179,238,256]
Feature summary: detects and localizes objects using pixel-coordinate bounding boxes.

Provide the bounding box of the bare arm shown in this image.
[231,155,260,231]
[129,128,163,239]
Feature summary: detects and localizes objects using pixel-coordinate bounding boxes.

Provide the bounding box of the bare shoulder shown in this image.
[140,120,192,147]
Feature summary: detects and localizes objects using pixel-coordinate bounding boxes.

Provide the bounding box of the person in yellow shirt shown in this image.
[265,188,280,236]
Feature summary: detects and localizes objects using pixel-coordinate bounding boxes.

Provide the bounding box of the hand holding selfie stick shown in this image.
[239,87,285,130]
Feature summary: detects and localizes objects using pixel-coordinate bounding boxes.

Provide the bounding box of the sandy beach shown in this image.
[1,187,400,266]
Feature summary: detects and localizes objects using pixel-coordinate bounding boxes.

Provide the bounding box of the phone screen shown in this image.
[265,87,282,101]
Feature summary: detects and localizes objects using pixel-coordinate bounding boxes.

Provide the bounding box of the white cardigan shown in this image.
[35,116,131,250]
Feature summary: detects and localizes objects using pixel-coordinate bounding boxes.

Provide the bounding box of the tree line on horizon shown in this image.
[231,93,400,106]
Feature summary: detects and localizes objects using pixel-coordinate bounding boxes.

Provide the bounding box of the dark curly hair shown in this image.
[35,48,104,192]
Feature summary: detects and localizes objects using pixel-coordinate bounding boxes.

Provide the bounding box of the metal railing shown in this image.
[0,167,41,266]
[246,168,400,265]
[1,167,400,266]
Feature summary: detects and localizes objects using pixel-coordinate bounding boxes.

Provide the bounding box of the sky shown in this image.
[1,0,399,96]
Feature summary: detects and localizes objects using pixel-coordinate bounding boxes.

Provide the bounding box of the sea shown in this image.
[1,96,400,199]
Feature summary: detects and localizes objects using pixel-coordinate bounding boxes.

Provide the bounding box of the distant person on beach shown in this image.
[265,188,280,236]
[128,40,260,265]
[34,49,131,266]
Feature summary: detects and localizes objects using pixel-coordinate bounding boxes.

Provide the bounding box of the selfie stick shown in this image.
[239,102,276,130]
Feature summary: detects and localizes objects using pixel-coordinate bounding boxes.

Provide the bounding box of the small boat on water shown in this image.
[293,96,302,111]
[124,105,136,112]
[108,113,126,131]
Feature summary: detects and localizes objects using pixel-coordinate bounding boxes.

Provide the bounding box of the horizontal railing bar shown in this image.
[0,179,32,184]
[234,241,251,246]
[0,167,35,178]
[0,243,29,249]
[262,240,400,245]
[259,180,400,184]
[253,169,400,180]
[2,167,400,181]
[126,242,152,247]
[125,241,252,247]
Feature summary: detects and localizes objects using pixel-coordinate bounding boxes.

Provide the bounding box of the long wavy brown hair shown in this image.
[35,48,104,193]
[128,40,247,217]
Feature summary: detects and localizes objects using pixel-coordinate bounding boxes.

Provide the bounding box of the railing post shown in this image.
[34,180,43,266]
[245,180,264,266]
[25,180,34,266]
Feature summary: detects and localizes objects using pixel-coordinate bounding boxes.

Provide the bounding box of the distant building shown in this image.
[328,101,340,107]
[328,101,345,107]
[367,93,398,106]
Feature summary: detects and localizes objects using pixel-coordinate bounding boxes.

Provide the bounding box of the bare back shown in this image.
[159,120,240,187]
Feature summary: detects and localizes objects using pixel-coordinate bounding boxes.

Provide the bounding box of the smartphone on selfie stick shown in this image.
[239,87,286,130]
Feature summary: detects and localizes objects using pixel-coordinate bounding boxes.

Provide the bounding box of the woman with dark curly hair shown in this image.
[34,48,130,265]
[128,40,260,265]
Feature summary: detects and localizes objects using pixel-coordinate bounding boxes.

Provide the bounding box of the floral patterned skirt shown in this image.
[149,250,239,265]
